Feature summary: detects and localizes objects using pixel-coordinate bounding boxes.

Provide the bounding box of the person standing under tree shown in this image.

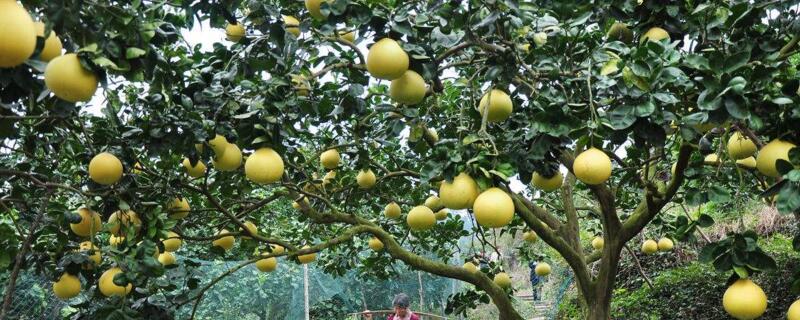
[528,261,542,301]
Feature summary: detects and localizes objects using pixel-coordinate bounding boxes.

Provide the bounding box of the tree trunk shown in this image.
[581,241,623,320]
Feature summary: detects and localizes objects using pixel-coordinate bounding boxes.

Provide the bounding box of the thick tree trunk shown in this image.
[581,241,623,320]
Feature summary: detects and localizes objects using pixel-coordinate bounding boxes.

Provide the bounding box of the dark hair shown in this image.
[392,293,411,308]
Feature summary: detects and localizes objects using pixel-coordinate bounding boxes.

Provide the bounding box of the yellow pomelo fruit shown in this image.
[531,171,563,192]
[226,23,245,42]
[473,188,515,228]
[213,143,242,171]
[109,235,125,246]
[107,210,141,236]
[479,89,513,123]
[88,152,123,185]
[640,27,670,43]
[167,197,190,219]
[35,22,62,62]
[406,205,436,231]
[439,172,480,210]
[723,279,767,320]
[158,252,176,266]
[435,208,449,221]
[368,237,384,251]
[424,195,442,211]
[535,262,551,276]
[99,267,132,297]
[162,231,182,252]
[270,244,285,254]
[463,262,478,273]
[0,0,36,68]
[213,229,235,250]
[366,38,409,80]
[606,22,633,43]
[756,139,796,177]
[385,202,402,219]
[727,132,757,160]
[493,272,512,288]
[182,158,206,177]
[523,231,538,243]
[533,32,547,46]
[283,15,300,37]
[322,170,336,185]
[52,273,81,299]
[245,147,284,184]
[291,74,311,96]
[78,241,101,266]
[736,157,757,169]
[70,208,101,237]
[787,300,800,320]
[592,237,604,250]
[641,239,658,254]
[292,198,310,210]
[657,237,674,251]
[339,30,355,43]
[320,149,340,169]
[297,245,317,264]
[208,134,229,156]
[305,0,332,20]
[390,70,427,105]
[241,221,258,239]
[356,169,377,189]
[573,148,612,185]
[255,256,278,272]
[704,153,720,166]
[45,53,98,102]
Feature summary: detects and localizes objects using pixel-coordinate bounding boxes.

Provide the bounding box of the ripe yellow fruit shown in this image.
[182,158,207,177]
[255,256,278,272]
[657,237,674,251]
[463,262,478,273]
[531,171,563,192]
[242,221,258,239]
[293,197,310,210]
[270,244,285,254]
[606,22,633,43]
[704,153,720,166]
[226,23,245,42]
[109,235,125,246]
[339,30,355,43]
[368,237,384,251]
[305,0,332,20]
[385,202,402,219]
[291,74,311,96]
[167,197,190,219]
[478,89,513,123]
[158,252,176,266]
[70,208,102,237]
[320,149,340,169]
[245,148,284,184]
[592,237,604,250]
[424,195,442,211]
[52,273,81,299]
[322,170,336,185]
[356,169,377,189]
[213,229,235,250]
[208,134,229,156]
[108,210,141,236]
[406,206,436,231]
[88,152,123,185]
[79,241,101,266]
[493,272,512,288]
[283,15,300,37]
[98,267,132,297]
[366,38,409,80]
[573,148,612,185]
[439,172,480,210]
[35,22,62,62]
[523,231,538,243]
[535,262,551,276]
[533,32,548,46]
[0,0,36,68]
[297,245,317,264]
[641,239,658,254]
[787,299,800,320]
[756,139,797,177]
[435,209,449,221]
[727,132,757,160]
[736,157,757,169]
[723,279,767,320]
[213,143,242,171]
[389,70,427,105]
[640,27,670,43]
[45,53,99,102]
[473,188,515,228]
[162,231,182,252]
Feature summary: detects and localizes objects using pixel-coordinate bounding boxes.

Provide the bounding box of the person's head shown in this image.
[392,293,411,317]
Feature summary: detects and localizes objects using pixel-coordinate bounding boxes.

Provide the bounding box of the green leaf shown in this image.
[125,47,147,59]
[771,97,793,105]
[724,51,751,73]
[708,185,731,203]
[696,214,714,227]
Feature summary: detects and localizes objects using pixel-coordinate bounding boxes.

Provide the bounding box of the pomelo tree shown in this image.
[1,1,800,320]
